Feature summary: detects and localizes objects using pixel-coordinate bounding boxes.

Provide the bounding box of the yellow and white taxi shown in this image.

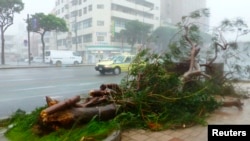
[95,54,135,75]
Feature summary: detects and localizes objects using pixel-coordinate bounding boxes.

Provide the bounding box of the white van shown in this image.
[45,50,82,66]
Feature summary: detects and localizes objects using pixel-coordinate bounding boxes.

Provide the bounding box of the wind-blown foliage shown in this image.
[27,13,68,62]
[150,26,177,53]
[0,0,24,64]
[116,49,221,130]
[120,20,152,53]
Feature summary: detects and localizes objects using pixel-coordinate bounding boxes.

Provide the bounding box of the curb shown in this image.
[0,129,121,141]
[0,64,95,69]
[0,128,8,141]
[104,130,121,141]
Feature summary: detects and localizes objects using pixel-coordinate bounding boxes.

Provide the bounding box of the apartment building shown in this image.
[51,0,160,63]
[161,0,208,28]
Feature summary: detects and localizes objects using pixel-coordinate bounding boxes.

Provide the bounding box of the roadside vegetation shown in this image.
[1,8,249,141]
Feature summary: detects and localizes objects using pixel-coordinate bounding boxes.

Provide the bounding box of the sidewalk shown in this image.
[121,98,250,141]
[121,83,250,141]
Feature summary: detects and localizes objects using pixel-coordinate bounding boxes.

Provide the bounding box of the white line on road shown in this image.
[4,81,104,92]
[10,86,56,91]
[79,81,104,86]
[0,88,93,102]
[1,79,34,82]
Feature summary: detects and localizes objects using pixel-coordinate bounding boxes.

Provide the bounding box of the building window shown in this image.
[64,14,69,19]
[72,37,77,44]
[57,39,62,46]
[97,36,104,41]
[83,0,87,2]
[114,19,125,28]
[97,21,104,26]
[83,7,87,14]
[79,9,82,16]
[79,0,82,5]
[83,34,92,42]
[72,0,77,6]
[71,21,78,31]
[97,4,104,9]
[83,18,92,28]
[78,21,82,30]
[65,4,69,9]
[71,10,78,17]
[78,36,82,43]
[88,5,92,11]
[63,39,67,46]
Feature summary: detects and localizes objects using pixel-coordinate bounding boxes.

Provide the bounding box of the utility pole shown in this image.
[55,28,58,50]
[75,15,78,51]
[27,14,31,65]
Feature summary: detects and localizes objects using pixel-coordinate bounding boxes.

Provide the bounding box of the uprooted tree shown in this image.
[35,9,247,131]
[117,8,248,129]
[168,8,250,86]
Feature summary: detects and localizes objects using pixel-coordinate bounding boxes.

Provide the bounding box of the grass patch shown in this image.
[4,108,120,141]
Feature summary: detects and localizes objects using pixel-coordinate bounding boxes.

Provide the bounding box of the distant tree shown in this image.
[169,8,250,86]
[27,13,68,62]
[150,26,177,53]
[0,0,24,65]
[120,20,152,54]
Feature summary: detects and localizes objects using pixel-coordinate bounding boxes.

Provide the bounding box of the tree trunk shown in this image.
[40,103,117,128]
[1,27,5,65]
[41,95,81,117]
[41,32,46,63]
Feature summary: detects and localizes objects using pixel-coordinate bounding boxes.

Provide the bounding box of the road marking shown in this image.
[10,86,56,91]
[79,81,104,86]
[5,82,103,93]
[0,88,93,102]
[1,79,34,82]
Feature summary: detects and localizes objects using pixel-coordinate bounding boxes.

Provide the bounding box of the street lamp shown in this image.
[142,7,153,48]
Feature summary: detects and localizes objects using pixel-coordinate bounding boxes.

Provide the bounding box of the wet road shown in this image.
[0,66,126,118]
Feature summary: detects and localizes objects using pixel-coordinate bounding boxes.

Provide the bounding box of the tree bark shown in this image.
[40,103,117,128]
[41,95,81,120]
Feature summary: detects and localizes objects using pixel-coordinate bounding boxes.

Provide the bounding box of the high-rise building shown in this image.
[52,0,161,63]
[161,0,208,27]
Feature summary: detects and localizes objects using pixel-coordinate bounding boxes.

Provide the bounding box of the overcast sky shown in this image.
[20,0,55,16]
[207,0,250,26]
[7,0,250,34]
[7,0,55,34]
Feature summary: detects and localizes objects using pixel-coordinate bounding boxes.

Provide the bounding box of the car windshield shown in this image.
[112,55,125,63]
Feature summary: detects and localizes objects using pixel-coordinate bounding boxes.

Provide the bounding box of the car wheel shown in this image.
[113,67,121,75]
[56,61,62,66]
[74,61,79,65]
[99,71,105,75]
